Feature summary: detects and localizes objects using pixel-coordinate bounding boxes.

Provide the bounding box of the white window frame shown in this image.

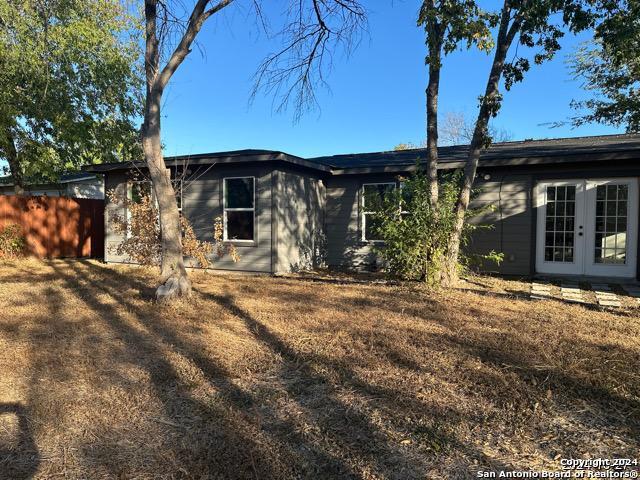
[361,182,397,243]
[223,176,256,242]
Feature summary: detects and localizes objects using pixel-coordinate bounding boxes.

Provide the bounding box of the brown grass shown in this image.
[0,259,638,479]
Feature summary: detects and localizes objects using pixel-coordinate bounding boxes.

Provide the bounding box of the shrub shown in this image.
[371,169,502,284]
[107,186,238,268]
[0,224,26,258]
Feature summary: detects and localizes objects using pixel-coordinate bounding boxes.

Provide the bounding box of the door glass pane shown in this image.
[594,184,628,264]
[544,185,577,263]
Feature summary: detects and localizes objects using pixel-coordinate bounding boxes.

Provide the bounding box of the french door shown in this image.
[536,178,638,278]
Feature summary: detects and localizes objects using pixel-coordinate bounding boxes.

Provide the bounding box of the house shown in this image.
[0,172,105,199]
[85,133,640,280]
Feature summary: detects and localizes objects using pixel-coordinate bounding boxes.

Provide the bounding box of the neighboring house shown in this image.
[0,173,104,199]
[86,134,640,280]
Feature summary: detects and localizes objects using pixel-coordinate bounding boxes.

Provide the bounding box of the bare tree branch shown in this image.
[252,0,367,121]
[156,0,235,92]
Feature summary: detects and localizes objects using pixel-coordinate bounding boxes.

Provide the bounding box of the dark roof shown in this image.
[0,172,99,187]
[307,134,640,172]
[83,134,640,176]
[85,149,332,173]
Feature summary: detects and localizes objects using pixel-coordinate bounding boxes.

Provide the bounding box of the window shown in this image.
[126,181,152,238]
[362,183,396,242]
[224,177,255,241]
[594,184,628,264]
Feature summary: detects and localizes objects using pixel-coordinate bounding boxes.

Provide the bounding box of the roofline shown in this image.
[326,148,640,175]
[82,134,640,176]
[308,132,640,161]
[0,172,99,187]
[84,150,332,174]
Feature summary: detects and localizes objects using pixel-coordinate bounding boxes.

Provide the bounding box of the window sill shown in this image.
[223,240,258,248]
[360,240,386,246]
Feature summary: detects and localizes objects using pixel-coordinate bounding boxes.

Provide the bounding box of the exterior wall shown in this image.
[325,173,400,270]
[324,172,535,276]
[100,157,640,279]
[273,168,326,272]
[467,174,533,276]
[0,180,104,199]
[66,180,104,199]
[103,166,275,272]
[182,165,274,272]
[104,170,130,263]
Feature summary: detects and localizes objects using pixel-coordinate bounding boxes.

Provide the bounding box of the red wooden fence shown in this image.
[0,195,104,258]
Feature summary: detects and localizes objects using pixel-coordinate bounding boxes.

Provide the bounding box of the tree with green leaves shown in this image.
[418,0,494,209]
[142,0,366,302]
[0,0,142,194]
[568,1,640,131]
[419,0,595,284]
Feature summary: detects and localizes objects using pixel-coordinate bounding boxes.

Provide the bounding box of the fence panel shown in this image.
[0,195,104,258]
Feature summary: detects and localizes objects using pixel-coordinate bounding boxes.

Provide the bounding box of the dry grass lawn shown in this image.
[0,259,638,479]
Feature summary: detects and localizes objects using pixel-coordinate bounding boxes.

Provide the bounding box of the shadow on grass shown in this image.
[0,403,39,480]
[5,260,638,478]
[54,261,514,478]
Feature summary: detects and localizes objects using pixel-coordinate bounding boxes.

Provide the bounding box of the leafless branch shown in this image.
[252,0,367,121]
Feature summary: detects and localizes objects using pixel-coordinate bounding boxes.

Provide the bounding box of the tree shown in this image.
[417,0,494,209]
[445,0,595,283]
[419,0,595,284]
[0,0,141,194]
[393,111,512,150]
[142,0,366,302]
[567,1,640,131]
[439,111,512,145]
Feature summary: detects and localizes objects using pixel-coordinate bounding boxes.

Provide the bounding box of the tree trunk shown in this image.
[425,22,442,209]
[444,4,520,286]
[142,92,191,302]
[2,127,25,195]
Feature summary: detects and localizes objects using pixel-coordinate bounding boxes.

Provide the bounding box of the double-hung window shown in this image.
[224,177,255,241]
[362,182,396,242]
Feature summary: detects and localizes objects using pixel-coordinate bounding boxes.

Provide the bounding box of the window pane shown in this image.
[363,184,394,211]
[547,202,555,216]
[226,211,254,240]
[566,217,574,231]
[617,201,627,216]
[565,247,573,262]
[130,182,151,204]
[225,178,254,209]
[545,247,554,261]
[547,187,556,201]
[400,183,412,206]
[618,185,628,200]
[364,213,383,241]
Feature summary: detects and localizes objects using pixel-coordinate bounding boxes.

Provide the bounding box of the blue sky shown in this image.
[158,1,621,159]
[0,0,622,177]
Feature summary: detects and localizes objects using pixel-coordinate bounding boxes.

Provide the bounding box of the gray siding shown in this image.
[467,174,533,276]
[325,174,398,270]
[325,173,534,276]
[103,166,275,273]
[104,170,129,263]
[182,166,274,273]
[273,168,326,272]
